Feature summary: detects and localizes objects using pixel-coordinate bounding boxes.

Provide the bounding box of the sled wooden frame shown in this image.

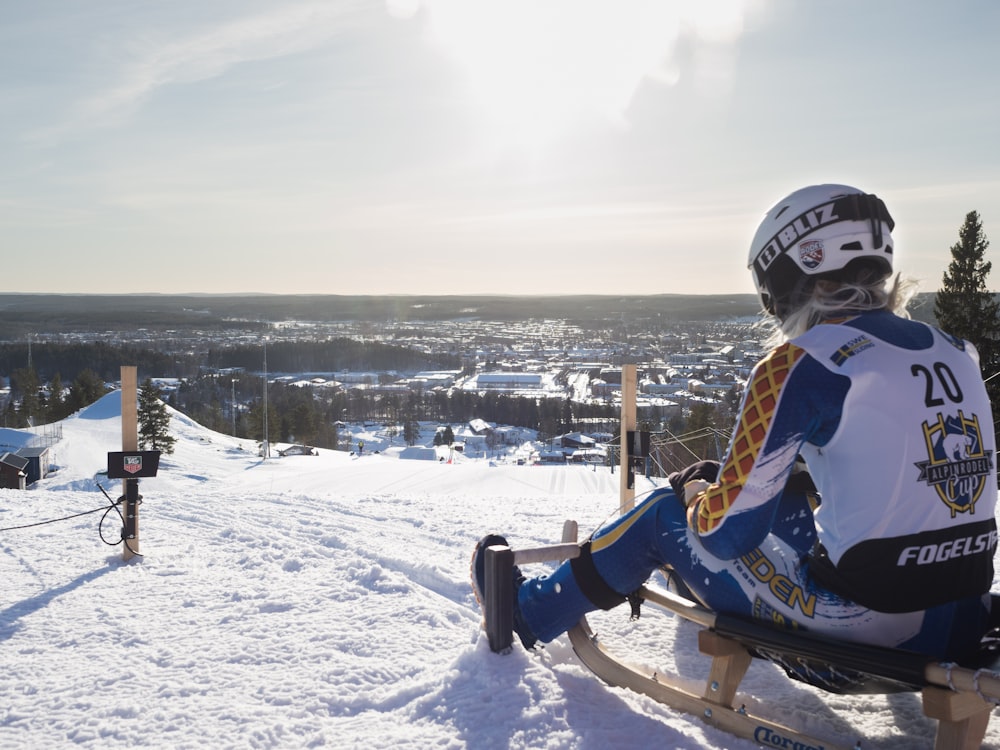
[481,521,1000,750]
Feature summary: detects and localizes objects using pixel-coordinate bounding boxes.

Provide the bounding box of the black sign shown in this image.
[627,430,651,459]
[107,450,161,479]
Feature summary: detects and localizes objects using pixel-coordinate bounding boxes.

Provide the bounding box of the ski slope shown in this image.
[0,391,997,749]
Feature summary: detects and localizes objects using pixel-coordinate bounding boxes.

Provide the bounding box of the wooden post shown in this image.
[922,686,993,750]
[698,630,753,708]
[121,366,139,561]
[619,364,637,513]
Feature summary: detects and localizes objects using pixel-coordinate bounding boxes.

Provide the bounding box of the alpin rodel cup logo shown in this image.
[915,410,994,517]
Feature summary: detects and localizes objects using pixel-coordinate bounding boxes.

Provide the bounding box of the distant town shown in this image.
[258,311,764,425]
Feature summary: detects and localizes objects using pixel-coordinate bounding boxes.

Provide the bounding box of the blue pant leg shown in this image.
[517,558,603,643]
[519,489,678,642]
[588,488,682,592]
[518,487,772,642]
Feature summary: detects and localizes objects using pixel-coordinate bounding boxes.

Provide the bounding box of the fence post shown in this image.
[121,366,139,561]
[619,364,637,514]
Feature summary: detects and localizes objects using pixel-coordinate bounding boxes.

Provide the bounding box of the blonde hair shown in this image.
[762,271,919,347]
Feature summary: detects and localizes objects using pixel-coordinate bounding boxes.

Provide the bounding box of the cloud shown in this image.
[410,0,759,148]
[36,2,368,141]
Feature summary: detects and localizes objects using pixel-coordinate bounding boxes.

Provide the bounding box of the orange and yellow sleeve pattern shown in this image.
[690,343,806,536]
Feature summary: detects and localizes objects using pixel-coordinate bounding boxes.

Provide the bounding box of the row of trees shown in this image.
[0,343,188,386]
[167,373,627,451]
[0,368,177,458]
[3,367,109,428]
[206,338,459,374]
[0,339,458,386]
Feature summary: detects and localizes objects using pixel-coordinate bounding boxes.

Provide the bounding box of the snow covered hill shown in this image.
[0,392,997,749]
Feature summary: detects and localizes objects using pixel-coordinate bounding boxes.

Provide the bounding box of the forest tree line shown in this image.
[0,338,456,431]
[0,338,458,384]
[170,371,632,451]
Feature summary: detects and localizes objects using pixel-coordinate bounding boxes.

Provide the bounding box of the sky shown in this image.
[3,0,1000,297]
[4,393,997,748]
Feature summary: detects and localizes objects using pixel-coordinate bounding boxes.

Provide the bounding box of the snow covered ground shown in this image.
[1,392,997,749]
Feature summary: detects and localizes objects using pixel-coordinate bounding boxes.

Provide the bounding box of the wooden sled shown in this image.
[481,521,1000,750]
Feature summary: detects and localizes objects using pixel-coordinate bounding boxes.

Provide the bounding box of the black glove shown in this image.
[668,460,720,498]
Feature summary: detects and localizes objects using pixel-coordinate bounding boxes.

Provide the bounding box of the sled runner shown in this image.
[480,522,1000,750]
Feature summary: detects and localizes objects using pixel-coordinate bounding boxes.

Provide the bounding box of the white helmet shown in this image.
[747,184,895,317]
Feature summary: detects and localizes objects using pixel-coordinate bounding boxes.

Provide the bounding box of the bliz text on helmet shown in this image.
[752,201,840,280]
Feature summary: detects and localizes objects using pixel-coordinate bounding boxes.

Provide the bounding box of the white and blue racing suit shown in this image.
[517,310,998,661]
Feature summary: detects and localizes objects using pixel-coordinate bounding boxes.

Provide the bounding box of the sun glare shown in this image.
[397,0,754,151]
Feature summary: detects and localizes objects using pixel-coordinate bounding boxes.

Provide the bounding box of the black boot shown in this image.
[471,534,538,650]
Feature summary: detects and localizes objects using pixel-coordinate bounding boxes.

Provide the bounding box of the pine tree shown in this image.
[67,369,109,414]
[934,211,1000,424]
[12,367,41,426]
[138,378,177,454]
[289,403,316,444]
[245,400,278,448]
[47,373,68,421]
[403,419,421,446]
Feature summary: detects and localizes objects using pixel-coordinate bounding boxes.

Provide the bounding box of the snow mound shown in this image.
[75,390,123,420]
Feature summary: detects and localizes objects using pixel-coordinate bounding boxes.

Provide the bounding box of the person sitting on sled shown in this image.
[474,183,998,666]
